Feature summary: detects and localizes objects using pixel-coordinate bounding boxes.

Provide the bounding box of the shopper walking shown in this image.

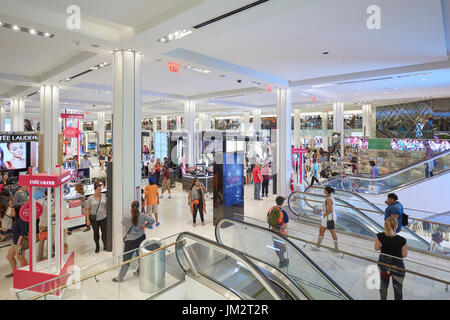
[266,196,290,267]
[188,178,206,227]
[144,177,160,227]
[79,154,94,170]
[6,205,28,277]
[112,202,155,283]
[160,157,172,199]
[147,158,155,182]
[315,186,339,251]
[252,163,263,200]
[424,143,435,178]
[375,216,408,300]
[310,159,320,186]
[85,182,107,253]
[0,203,13,242]
[67,184,90,235]
[261,163,271,197]
[369,161,379,178]
[154,158,162,187]
[384,193,403,233]
[98,151,106,171]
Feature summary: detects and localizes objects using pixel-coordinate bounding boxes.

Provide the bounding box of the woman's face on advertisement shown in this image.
[9,143,24,158]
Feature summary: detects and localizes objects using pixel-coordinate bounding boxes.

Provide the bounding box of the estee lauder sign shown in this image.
[0,134,39,142]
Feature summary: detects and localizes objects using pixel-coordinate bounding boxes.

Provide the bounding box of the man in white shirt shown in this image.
[147,158,155,182]
[80,155,94,169]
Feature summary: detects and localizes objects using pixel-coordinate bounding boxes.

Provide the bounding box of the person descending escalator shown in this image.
[113,201,155,283]
[384,193,403,233]
[374,216,408,300]
[314,186,339,252]
[267,196,290,268]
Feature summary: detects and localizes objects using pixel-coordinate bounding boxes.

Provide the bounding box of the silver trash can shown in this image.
[139,238,165,294]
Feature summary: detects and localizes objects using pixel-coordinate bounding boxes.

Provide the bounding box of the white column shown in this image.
[0,106,5,132]
[152,117,158,132]
[293,109,301,147]
[242,112,250,136]
[362,104,372,138]
[10,99,25,131]
[370,105,376,138]
[333,102,345,158]
[184,100,196,165]
[204,113,211,131]
[176,116,182,131]
[252,108,261,135]
[161,115,168,131]
[276,89,292,197]
[97,112,105,145]
[112,50,142,258]
[321,112,329,149]
[40,85,60,170]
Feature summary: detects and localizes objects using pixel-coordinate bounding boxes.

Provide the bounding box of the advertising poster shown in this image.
[0,142,27,170]
[223,152,244,207]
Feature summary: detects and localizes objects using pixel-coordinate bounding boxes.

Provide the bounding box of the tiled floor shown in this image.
[1,177,449,300]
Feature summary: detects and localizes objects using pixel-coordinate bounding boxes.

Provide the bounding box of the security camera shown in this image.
[237,79,242,83]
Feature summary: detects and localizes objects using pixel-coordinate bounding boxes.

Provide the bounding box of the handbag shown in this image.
[326,213,335,230]
[123,225,134,242]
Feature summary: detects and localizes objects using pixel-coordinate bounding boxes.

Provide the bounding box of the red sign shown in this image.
[19,171,71,187]
[168,62,179,73]
[292,148,308,154]
[69,200,81,208]
[63,126,79,138]
[19,202,43,222]
[61,113,84,119]
[267,86,272,92]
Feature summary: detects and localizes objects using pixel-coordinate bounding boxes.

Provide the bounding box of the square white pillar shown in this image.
[276,89,292,197]
[40,85,60,171]
[112,50,142,258]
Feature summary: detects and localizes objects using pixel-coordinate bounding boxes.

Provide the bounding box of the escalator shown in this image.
[174,232,307,300]
[305,186,431,249]
[320,149,449,195]
[215,219,352,300]
[288,190,430,252]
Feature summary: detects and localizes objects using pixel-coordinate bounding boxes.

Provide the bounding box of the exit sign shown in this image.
[168,62,179,73]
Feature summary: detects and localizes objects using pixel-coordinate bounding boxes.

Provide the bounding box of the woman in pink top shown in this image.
[261,163,271,197]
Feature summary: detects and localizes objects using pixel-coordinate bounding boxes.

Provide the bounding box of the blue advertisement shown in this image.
[154,132,168,160]
[223,153,244,207]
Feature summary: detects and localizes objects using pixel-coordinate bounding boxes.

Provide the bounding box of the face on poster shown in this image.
[0,142,27,170]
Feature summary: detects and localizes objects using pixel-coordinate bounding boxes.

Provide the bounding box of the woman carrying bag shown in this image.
[113,201,155,283]
[314,186,339,251]
[188,178,207,227]
[85,182,107,253]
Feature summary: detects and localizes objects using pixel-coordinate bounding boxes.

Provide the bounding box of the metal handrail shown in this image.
[223,217,450,289]
[341,149,449,182]
[216,218,352,300]
[175,232,285,300]
[306,186,450,224]
[29,240,182,300]
[300,188,450,227]
[290,191,432,251]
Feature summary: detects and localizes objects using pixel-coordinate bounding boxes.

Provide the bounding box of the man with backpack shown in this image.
[266,196,290,268]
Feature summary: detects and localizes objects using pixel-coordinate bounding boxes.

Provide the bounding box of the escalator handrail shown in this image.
[289,191,382,236]
[175,231,285,300]
[289,191,430,250]
[304,186,431,248]
[342,149,449,182]
[215,218,353,300]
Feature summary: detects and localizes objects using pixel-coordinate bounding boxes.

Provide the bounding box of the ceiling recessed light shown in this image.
[29,29,36,35]
[108,50,113,54]
[44,32,51,37]
[65,77,70,81]
[0,22,3,26]
[12,25,19,31]
[127,48,132,51]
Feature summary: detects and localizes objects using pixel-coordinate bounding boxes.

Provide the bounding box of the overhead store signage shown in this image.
[292,148,308,154]
[0,134,39,142]
[61,113,84,119]
[63,126,80,138]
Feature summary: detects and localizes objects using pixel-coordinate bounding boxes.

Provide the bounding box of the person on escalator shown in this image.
[423,143,435,178]
[374,216,408,300]
[384,193,403,233]
[267,196,289,268]
[310,159,320,186]
[369,161,379,178]
[314,186,339,252]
